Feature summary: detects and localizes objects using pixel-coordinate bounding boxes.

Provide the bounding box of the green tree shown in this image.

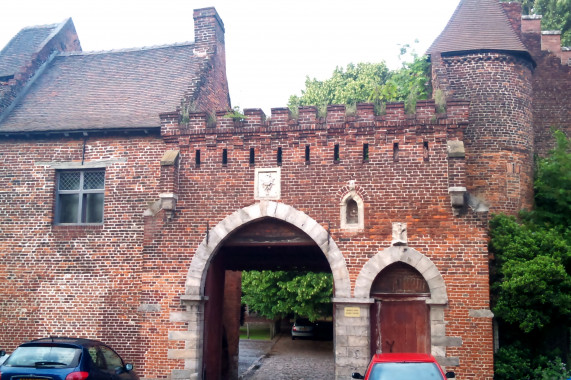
[491,131,571,379]
[502,0,571,46]
[534,0,571,46]
[531,130,571,228]
[288,52,431,116]
[241,270,333,322]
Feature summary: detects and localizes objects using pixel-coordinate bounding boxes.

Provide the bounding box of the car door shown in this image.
[86,346,113,380]
[98,345,136,380]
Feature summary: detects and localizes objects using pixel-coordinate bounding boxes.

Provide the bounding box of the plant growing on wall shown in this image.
[224,106,246,121]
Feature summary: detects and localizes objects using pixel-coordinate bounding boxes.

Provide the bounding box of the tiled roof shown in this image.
[427,0,529,56]
[0,43,200,132]
[0,23,61,78]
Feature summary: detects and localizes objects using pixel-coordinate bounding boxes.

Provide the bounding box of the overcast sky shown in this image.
[0,0,460,114]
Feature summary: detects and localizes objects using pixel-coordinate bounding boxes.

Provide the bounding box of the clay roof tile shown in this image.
[427,0,529,56]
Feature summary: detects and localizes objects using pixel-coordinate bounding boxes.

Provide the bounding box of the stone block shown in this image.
[436,356,460,367]
[171,370,192,379]
[432,345,446,357]
[432,336,462,347]
[430,305,445,321]
[170,311,199,323]
[168,330,200,343]
[347,335,368,347]
[447,140,465,158]
[469,309,494,318]
[274,202,290,220]
[168,348,198,360]
[432,322,447,337]
[138,303,161,312]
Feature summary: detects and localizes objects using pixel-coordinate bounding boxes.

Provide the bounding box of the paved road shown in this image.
[238,338,276,376]
[240,334,334,380]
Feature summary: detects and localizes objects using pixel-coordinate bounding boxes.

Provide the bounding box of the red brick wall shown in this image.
[0,101,493,379]
[433,52,535,214]
[0,133,167,370]
[150,102,491,379]
[521,25,571,157]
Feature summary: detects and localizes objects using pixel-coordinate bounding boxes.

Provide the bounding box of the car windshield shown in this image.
[295,319,312,326]
[3,345,80,368]
[368,362,443,380]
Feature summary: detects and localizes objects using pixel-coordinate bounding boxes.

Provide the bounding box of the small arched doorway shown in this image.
[370,262,431,355]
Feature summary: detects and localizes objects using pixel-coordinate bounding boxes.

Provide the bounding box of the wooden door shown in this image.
[371,300,430,354]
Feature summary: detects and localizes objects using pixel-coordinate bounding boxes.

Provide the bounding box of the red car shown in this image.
[352,353,455,380]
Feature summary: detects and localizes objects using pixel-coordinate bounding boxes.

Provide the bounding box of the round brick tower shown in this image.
[428,0,535,214]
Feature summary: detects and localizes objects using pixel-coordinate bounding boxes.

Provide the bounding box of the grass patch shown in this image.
[239,325,271,340]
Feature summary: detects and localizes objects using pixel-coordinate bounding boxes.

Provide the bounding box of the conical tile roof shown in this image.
[427,0,529,56]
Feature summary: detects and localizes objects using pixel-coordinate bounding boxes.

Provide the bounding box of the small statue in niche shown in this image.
[392,222,407,246]
[346,199,359,225]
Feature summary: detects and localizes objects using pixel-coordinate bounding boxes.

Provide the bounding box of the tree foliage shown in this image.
[241,270,333,322]
[503,0,571,46]
[531,131,571,228]
[491,131,571,379]
[288,49,431,116]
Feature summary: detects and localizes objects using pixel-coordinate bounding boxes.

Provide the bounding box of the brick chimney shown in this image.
[193,7,225,57]
[187,7,230,112]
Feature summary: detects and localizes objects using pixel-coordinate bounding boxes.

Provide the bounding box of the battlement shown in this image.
[522,15,571,65]
[161,100,469,137]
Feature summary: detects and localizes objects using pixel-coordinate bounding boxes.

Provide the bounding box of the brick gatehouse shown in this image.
[0,1,569,379]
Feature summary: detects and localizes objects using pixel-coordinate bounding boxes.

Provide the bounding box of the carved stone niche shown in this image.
[340,190,364,231]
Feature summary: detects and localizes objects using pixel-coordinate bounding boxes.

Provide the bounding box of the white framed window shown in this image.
[55,170,105,224]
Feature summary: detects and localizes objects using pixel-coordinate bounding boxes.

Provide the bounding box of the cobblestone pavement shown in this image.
[240,334,334,380]
[238,338,277,375]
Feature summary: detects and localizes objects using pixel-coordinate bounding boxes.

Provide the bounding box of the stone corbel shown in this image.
[448,187,466,215]
[159,193,178,220]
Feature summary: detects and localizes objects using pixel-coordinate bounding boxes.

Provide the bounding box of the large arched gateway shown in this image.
[175,202,351,378]
[169,203,460,379]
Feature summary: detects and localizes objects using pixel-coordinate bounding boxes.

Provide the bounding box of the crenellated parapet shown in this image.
[160,100,469,139]
[522,15,571,65]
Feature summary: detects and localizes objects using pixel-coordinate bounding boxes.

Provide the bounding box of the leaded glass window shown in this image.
[56,170,105,224]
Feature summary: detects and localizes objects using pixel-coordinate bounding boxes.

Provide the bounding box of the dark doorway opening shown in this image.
[202,218,333,380]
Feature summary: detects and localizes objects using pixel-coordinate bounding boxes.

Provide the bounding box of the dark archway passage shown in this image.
[202,218,333,380]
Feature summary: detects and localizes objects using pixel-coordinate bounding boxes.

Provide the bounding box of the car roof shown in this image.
[23,337,105,347]
[371,353,439,363]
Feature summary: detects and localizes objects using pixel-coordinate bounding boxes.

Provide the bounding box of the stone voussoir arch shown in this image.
[185,201,351,298]
[353,245,459,367]
[354,245,448,304]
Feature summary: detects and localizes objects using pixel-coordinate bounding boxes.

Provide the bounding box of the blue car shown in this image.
[0,337,138,380]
